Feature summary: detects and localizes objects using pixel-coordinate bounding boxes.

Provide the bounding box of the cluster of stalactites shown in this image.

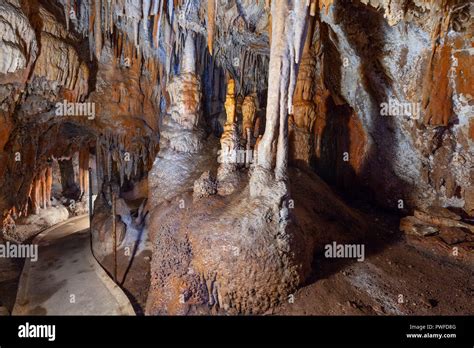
[60,0,180,62]
[359,0,454,26]
[58,0,274,99]
[33,32,89,102]
[208,0,271,96]
[95,131,157,191]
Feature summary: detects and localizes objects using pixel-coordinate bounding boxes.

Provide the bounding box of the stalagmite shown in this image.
[242,94,257,140]
[224,79,236,124]
[289,13,317,166]
[217,78,241,195]
[160,32,204,153]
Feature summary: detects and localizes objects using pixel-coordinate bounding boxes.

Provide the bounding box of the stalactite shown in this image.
[253,0,309,184]
[39,169,47,209]
[79,148,90,198]
[182,32,196,74]
[95,0,102,60]
[293,0,308,65]
[33,177,41,214]
[46,166,53,208]
[118,31,124,62]
[310,0,317,16]
[89,0,95,61]
[96,138,103,194]
[133,15,139,49]
[153,12,160,47]
[65,0,70,31]
[143,0,151,30]
[207,0,215,55]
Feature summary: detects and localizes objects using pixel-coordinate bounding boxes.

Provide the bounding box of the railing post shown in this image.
[88,167,93,227]
[112,191,117,282]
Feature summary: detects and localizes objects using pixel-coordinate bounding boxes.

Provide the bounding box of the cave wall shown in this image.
[295,0,473,213]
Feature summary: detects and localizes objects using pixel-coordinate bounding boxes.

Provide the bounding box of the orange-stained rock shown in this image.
[422,44,453,126]
[217,79,241,196]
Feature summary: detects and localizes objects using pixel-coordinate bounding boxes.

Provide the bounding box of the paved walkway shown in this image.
[13,216,135,315]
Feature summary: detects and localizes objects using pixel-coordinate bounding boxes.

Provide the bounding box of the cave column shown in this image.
[79,148,90,199]
[59,157,78,199]
[216,79,241,195]
[290,11,317,166]
[45,165,53,207]
[242,94,257,167]
[29,177,40,215]
[251,0,309,195]
[40,168,47,209]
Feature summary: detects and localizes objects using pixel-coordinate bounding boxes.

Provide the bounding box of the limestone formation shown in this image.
[0,0,37,75]
[216,79,242,196]
[0,0,472,318]
[161,34,204,154]
[193,171,217,200]
[242,94,257,141]
[242,94,257,167]
[78,148,89,199]
[289,20,317,166]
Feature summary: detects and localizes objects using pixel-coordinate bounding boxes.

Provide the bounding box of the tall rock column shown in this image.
[79,148,90,199]
[250,0,309,196]
[39,169,47,209]
[160,33,204,154]
[217,79,241,195]
[242,94,257,140]
[289,13,317,166]
[29,177,41,215]
[242,94,257,167]
[45,165,53,208]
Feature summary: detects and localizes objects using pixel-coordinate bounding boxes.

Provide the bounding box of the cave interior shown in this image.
[0,0,473,316]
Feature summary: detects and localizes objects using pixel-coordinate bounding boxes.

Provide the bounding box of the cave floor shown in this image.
[273,169,474,315]
[274,235,474,315]
[144,166,473,315]
[101,246,151,316]
[12,216,135,315]
[6,168,471,316]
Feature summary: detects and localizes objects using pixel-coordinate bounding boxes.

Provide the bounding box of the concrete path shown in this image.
[13,215,135,315]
